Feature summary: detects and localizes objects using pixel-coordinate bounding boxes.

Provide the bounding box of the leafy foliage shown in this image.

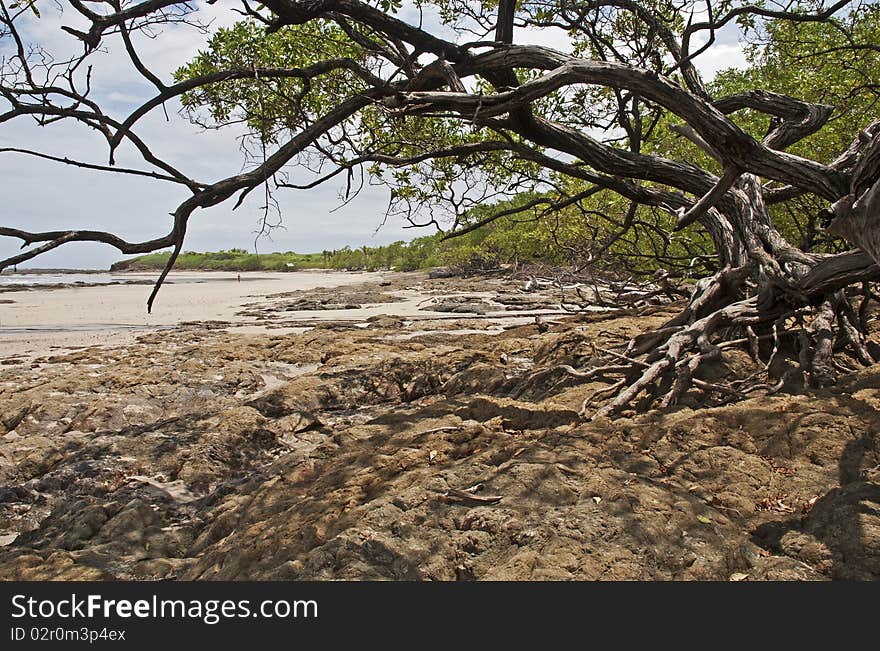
[710,5,880,249]
[175,20,365,140]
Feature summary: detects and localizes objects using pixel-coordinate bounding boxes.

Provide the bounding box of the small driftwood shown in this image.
[438,484,503,505]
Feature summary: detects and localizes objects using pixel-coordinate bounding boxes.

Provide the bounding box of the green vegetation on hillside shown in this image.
[112,249,324,272]
[111,242,445,273]
[111,192,658,274]
[112,186,714,274]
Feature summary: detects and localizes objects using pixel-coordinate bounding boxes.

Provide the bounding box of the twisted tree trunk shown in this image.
[586,158,880,418]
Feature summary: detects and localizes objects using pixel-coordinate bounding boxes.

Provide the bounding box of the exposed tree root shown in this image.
[588,293,760,420]
[509,261,880,421]
[587,281,877,418]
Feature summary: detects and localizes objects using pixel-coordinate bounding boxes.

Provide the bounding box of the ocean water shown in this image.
[0,273,116,287]
[0,272,261,288]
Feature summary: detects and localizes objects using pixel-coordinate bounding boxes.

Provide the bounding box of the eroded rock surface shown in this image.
[1,273,878,581]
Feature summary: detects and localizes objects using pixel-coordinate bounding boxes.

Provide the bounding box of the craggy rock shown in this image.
[0,273,878,580]
[237,285,401,319]
[421,296,494,315]
[494,293,558,311]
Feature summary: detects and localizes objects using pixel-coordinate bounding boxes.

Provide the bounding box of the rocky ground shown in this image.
[0,271,878,580]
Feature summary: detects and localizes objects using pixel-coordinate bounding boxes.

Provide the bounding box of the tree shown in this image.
[707,7,880,252]
[1,1,879,418]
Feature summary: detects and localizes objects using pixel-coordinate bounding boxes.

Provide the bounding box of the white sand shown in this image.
[0,270,386,358]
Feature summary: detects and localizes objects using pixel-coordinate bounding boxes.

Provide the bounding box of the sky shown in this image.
[0,2,748,270]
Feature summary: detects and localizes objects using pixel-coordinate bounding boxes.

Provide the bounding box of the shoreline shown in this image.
[0,267,353,286]
[0,269,578,359]
[0,270,390,358]
[0,267,108,275]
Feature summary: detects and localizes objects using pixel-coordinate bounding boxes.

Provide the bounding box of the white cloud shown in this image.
[513,24,572,53]
[688,20,750,82]
[693,42,749,82]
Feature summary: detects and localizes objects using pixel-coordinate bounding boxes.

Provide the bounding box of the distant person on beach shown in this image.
[237,274,241,283]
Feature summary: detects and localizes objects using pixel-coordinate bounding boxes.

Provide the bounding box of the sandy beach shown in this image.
[0,270,387,357]
[0,269,576,359]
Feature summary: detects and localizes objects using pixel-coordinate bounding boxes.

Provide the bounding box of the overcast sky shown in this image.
[0,2,747,270]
